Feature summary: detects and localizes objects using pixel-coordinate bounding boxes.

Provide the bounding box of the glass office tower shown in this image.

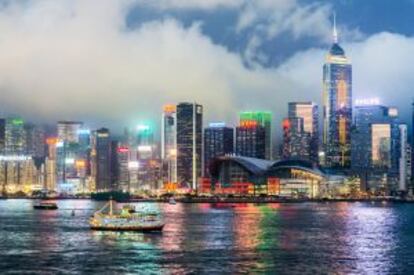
[204,123,234,176]
[323,20,352,168]
[176,102,203,190]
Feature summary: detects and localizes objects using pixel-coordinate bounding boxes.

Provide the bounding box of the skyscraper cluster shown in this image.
[0,19,412,197]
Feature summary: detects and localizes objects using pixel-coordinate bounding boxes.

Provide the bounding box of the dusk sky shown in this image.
[0,0,413,134]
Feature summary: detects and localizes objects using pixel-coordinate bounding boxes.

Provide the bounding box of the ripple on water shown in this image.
[0,200,413,274]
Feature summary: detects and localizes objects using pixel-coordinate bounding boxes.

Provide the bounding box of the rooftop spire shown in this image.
[333,12,338,43]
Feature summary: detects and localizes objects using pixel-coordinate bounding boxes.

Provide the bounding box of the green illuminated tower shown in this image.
[5,117,25,155]
[239,111,272,159]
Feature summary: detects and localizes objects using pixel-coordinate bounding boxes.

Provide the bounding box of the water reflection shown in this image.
[343,203,399,274]
[0,200,413,273]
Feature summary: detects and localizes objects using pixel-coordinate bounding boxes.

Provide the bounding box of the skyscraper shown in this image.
[115,145,130,192]
[135,123,161,190]
[287,102,319,162]
[94,128,111,192]
[282,117,311,161]
[323,17,352,168]
[176,102,203,189]
[399,124,408,192]
[412,100,414,188]
[0,119,5,153]
[351,102,401,192]
[161,104,177,183]
[24,124,46,158]
[204,123,234,176]
[236,120,266,159]
[239,112,272,159]
[5,117,25,155]
[57,121,83,143]
[136,123,155,160]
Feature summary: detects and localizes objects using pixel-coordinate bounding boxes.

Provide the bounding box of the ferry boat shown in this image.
[89,199,165,232]
[168,198,176,205]
[33,201,58,210]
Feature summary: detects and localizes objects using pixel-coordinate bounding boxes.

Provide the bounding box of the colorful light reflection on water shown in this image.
[1,200,414,273]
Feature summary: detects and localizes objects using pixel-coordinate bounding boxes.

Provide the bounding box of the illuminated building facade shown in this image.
[323,21,352,168]
[56,126,91,194]
[24,124,46,158]
[412,100,414,186]
[407,143,412,190]
[207,156,325,197]
[351,103,401,192]
[239,112,272,159]
[45,137,58,191]
[282,117,311,161]
[161,105,177,183]
[236,121,266,159]
[0,119,5,153]
[94,128,112,192]
[204,123,234,176]
[114,145,129,192]
[0,155,41,195]
[57,121,83,143]
[5,117,26,155]
[135,123,161,190]
[176,102,203,189]
[288,102,318,162]
[399,124,408,192]
[137,123,155,160]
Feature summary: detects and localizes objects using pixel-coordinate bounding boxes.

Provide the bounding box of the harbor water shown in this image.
[1,200,414,274]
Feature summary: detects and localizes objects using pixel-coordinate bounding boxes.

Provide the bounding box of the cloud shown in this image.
[0,0,294,132]
[135,0,243,11]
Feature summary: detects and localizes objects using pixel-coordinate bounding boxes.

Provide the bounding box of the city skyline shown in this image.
[0,0,412,133]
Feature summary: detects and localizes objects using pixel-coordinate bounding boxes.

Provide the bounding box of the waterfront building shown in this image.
[56,127,91,194]
[239,112,272,159]
[282,117,311,161]
[0,119,5,153]
[94,128,112,192]
[0,155,41,195]
[136,123,162,190]
[5,117,26,155]
[45,137,58,192]
[351,102,401,193]
[412,100,414,186]
[236,120,266,159]
[399,124,408,192]
[204,122,234,176]
[288,102,319,162]
[176,102,203,190]
[114,144,129,192]
[57,121,83,143]
[322,18,352,168]
[407,143,412,191]
[161,104,177,183]
[204,156,325,197]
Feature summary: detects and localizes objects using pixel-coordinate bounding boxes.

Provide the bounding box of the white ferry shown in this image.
[89,199,164,232]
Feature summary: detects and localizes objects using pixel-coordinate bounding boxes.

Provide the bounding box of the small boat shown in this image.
[90,199,164,232]
[33,201,58,210]
[168,198,176,205]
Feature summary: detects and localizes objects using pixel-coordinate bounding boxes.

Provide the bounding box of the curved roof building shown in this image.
[210,156,326,180]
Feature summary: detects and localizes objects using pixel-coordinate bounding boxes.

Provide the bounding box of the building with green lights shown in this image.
[5,117,25,155]
[239,111,272,160]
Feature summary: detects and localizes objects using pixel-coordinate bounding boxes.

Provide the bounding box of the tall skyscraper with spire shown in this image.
[323,14,352,168]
